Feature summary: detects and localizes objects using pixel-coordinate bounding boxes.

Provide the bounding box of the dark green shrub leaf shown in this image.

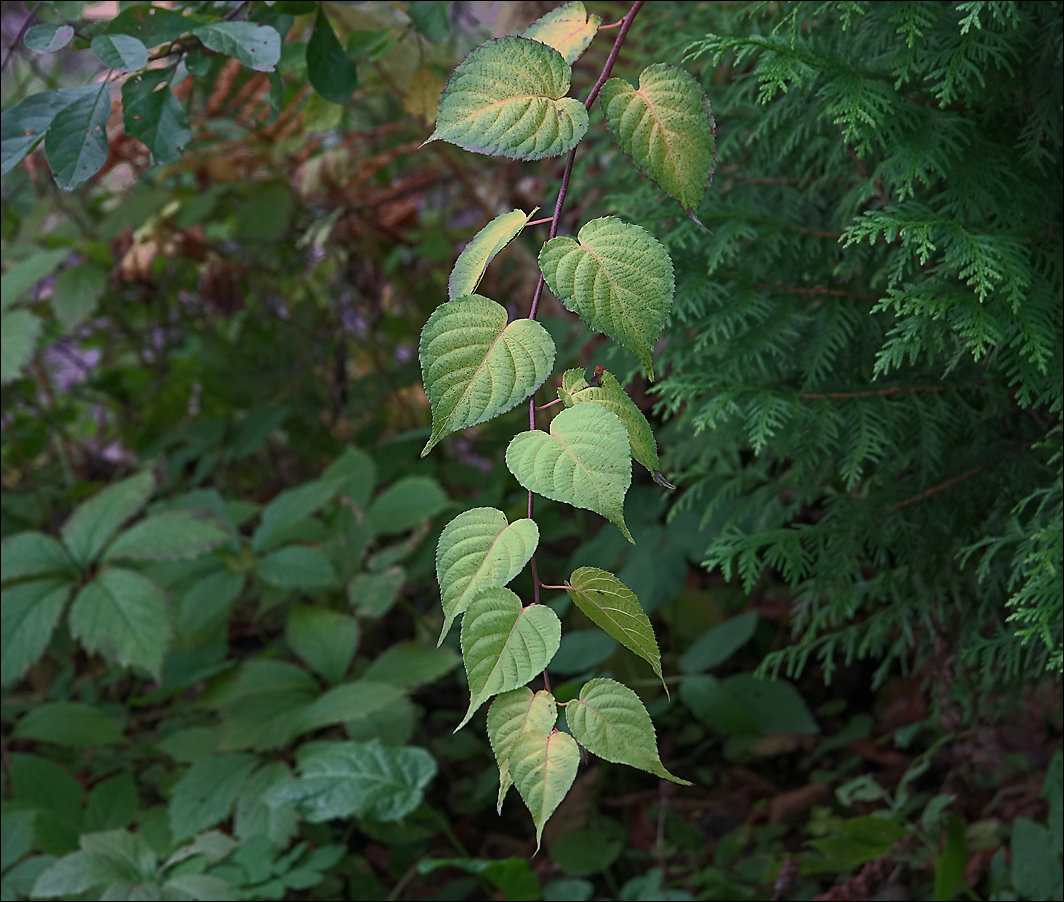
[91,34,149,71]
[255,545,338,588]
[1011,817,1063,900]
[548,826,623,877]
[306,7,359,104]
[122,82,191,165]
[24,24,74,54]
[169,753,259,841]
[44,82,111,190]
[368,475,448,533]
[104,6,194,48]
[286,605,359,685]
[103,509,232,561]
[0,309,43,385]
[1,87,97,176]
[361,640,460,689]
[293,680,405,737]
[547,627,618,674]
[1,532,75,583]
[1,247,70,310]
[192,22,281,72]
[61,470,155,566]
[678,611,759,673]
[83,773,139,833]
[408,1,450,43]
[1,810,36,872]
[347,566,405,619]
[13,702,123,747]
[51,263,107,332]
[0,580,70,687]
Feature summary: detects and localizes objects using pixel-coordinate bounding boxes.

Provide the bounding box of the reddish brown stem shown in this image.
[889,441,1035,510]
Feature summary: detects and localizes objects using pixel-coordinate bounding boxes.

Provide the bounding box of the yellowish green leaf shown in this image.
[449,209,534,300]
[521,1,600,65]
[486,688,556,813]
[509,729,579,850]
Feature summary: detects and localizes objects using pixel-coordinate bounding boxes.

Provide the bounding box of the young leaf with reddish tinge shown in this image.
[600,64,716,213]
[425,36,588,161]
[539,217,674,379]
[420,295,555,455]
[436,508,539,644]
[566,678,689,784]
[509,729,579,850]
[521,1,600,65]
[449,209,534,300]
[565,567,664,689]
[506,404,634,543]
[487,688,557,813]
[458,588,560,730]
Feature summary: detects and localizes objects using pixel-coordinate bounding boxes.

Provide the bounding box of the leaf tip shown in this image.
[654,470,677,490]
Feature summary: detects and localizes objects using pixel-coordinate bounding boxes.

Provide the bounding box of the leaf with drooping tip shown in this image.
[420,295,556,456]
[426,36,588,161]
[510,729,579,850]
[600,64,716,213]
[566,678,690,784]
[565,567,665,691]
[449,209,534,300]
[487,688,557,813]
[506,403,634,543]
[521,1,600,65]
[458,588,560,730]
[539,217,674,380]
[436,508,539,645]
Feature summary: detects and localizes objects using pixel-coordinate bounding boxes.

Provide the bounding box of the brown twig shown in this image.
[752,281,877,301]
[889,441,1036,510]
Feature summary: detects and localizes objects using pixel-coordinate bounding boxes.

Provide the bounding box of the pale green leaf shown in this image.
[169,752,259,840]
[560,368,660,474]
[51,263,106,332]
[61,470,155,565]
[255,545,338,588]
[361,640,460,689]
[91,34,149,71]
[13,702,123,747]
[506,403,634,543]
[0,87,97,178]
[509,729,579,850]
[25,24,74,54]
[0,309,43,384]
[192,22,280,72]
[486,688,557,814]
[600,64,716,213]
[565,567,664,689]
[293,680,405,737]
[435,507,539,644]
[426,36,588,161]
[521,1,600,65]
[449,209,534,300]
[68,568,171,678]
[0,579,70,686]
[1,531,75,583]
[458,587,561,729]
[286,605,359,685]
[420,295,556,455]
[368,475,449,533]
[539,216,674,379]
[44,81,111,191]
[566,678,689,784]
[103,510,232,561]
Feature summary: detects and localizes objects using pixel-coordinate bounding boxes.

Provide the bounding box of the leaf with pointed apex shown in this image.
[539,217,674,380]
[25,24,74,54]
[420,295,556,455]
[521,1,601,65]
[436,508,539,644]
[487,689,557,813]
[192,22,280,72]
[565,567,664,690]
[458,588,560,730]
[1,532,75,583]
[567,678,690,784]
[91,35,148,71]
[1,579,70,687]
[560,368,661,474]
[122,83,190,165]
[426,36,588,161]
[44,81,112,191]
[449,209,534,300]
[506,404,634,543]
[600,64,716,213]
[510,729,579,850]
[61,471,155,566]
[1,86,98,177]
[103,510,232,561]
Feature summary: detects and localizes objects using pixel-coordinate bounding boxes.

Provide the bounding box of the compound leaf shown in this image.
[509,729,579,850]
[521,1,600,65]
[567,678,689,784]
[426,36,588,160]
[449,209,533,300]
[506,403,633,543]
[103,510,232,562]
[600,64,716,212]
[539,217,674,380]
[565,567,664,689]
[487,688,556,813]
[91,34,148,71]
[436,508,539,645]
[420,294,555,455]
[1,531,75,583]
[459,588,561,730]
[44,81,111,191]
[0,579,70,687]
[61,470,155,566]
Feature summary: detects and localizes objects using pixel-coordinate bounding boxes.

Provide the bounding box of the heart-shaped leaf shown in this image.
[600,64,716,213]
[509,729,579,850]
[487,688,557,813]
[458,588,560,730]
[506,404,633,543]
[449,209,534,300]
[565,567,664,690]
[426,36,588,161]
[539,217,674,379]
[566,678,689,784]
[436,508,540,645]
[420,295,555,456]
[521,1,600,65]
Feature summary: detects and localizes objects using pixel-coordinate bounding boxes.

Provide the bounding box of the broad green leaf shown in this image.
[307,8,359,104]
[521,1,600,65]
[13,702,123,747]
[0,580,70,686]
[426,36,588,161]
[25,24,74,53]
[210,660,318,752]
[286,605,359,685]
[164,874,237,901]
[419,295,556,456]
[560,368,660,474]
[51,263,106,332]
[418,857,540,900]
[509,729,579,850]
[176,569,244,643]
[103,510,232,561]
[33,830,156,898]
[255,545,338,588]
[169,753,259,840]
[192,22,280,72]
[459,588,561,729]
[678,611,759,673]
[0,309,43,384]
[549,827,624,877]
[600,64,716,213]
[293,680,405,737]
[435,507,539,644]
[1,247,70,312]
[566,678,689,784]
[234,762,299,848]
[486,688,557,814]
[1,810,36,872]
[104,6,193,48]
[506,403,634,543]
[1,531,75,583]
[368,475,449,533]
[539,216,674,379]
[263,739,437,822]
[933,813,967,901]
[253,477,340,552]
[32,850,124,899]
[564,568,663,686]
[1011,817,1063,900]
[44,81,111,191]
[679,674,761,736]
[61,470,155,565]
[408,1,450,42]
[549,628,618,674]
[322,445,377,511]
[449,209,534,300]
[122,82,191,165]
[724,673,819,734]
[362,640,460,689]
[91,34,148,71]
[347,566,404,619]
[68,568,171,678]
[0,87,97,177]
[83,772,139,832]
